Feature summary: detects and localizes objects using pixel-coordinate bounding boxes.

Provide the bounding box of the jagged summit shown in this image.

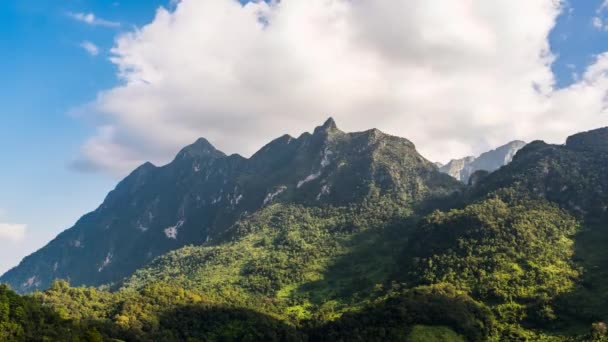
[134,161,157,172]
[177,137,225,159]
[313,117,339,135]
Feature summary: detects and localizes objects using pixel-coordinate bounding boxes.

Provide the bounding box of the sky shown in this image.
[0,0,607,275]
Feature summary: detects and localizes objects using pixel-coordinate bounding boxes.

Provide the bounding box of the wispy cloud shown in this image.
[80,41,100,56]
[0,223,26,242]
[593,1,608,31]
[67,12,120,28]
[593,17,605,30]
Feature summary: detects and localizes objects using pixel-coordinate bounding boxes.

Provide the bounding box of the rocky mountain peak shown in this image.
[177,137,225,159]
[313,117,339,135]
[134,161,157,173]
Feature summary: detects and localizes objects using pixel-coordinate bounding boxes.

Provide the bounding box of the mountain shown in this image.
[118,128,608,338]
[3,123,608,341]
[439,140,526,183]
[0,118,460,293]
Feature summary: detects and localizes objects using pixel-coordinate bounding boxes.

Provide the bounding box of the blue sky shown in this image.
[0,0,168,273]
[551,1,608,87]
[0,0,607,275]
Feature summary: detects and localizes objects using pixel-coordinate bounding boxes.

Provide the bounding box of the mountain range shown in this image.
[1,120,608,341]
[0,118,459,293]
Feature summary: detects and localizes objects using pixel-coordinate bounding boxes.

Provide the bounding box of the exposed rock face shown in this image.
[438,156,476,182]
[1,118,461,293]
[439,140,527,183]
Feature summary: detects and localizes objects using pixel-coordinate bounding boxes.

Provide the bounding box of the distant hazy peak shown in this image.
[476,140,526,166]
[439,140,527,183]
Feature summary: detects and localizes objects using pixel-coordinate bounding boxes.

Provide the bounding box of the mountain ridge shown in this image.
[0,118,460,293]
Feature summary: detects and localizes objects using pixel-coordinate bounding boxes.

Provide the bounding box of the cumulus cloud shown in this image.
[0,223,26,242]
[80,41,100,56]
[67,12,120,28]
[74,0,608,176]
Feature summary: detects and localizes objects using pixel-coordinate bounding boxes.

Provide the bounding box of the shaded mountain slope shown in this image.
[470,129,608,220]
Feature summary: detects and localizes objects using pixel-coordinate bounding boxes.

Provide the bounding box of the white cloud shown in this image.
[0,223,26,242]
[73,0,608,175]
[593,17,604,30]
[80,41,100,56]
[67,12,120,28]
[595,1,608,31]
